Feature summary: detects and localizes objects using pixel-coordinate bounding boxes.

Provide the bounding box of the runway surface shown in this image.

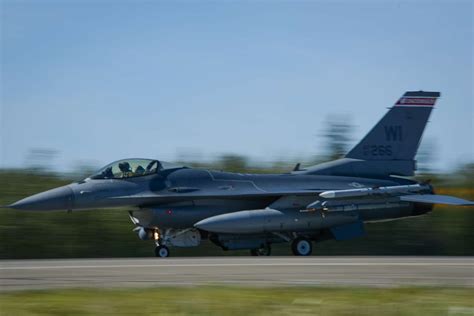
[0,257,473,291]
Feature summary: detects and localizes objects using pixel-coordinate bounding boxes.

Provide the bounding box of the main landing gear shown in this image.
[248,237,313,256]
[155,245,170,258]
[250,244,271,256]
[291,237,312,256]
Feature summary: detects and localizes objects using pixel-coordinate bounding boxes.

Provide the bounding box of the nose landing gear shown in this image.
[152,228,170,258]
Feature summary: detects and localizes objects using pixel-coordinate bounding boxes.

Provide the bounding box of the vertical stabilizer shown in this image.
[300,91,440,177]
[345,91,440,161]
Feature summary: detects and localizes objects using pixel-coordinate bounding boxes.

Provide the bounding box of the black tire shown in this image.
[291,237,312,256]
[155,245,170,258]
[250,244,272,256]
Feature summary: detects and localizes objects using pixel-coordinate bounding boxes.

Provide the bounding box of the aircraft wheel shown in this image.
[291,238,312,256]
[155,245,170,258]
[250,244,271,256]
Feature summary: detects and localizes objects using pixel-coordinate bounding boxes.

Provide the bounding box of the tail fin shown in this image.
[346,91,440,161]
[300,91,440,177]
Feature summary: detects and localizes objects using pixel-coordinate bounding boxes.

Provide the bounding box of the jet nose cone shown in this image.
[9,186,74,211]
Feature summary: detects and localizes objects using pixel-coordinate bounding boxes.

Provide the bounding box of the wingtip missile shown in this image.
[319,184,431,199]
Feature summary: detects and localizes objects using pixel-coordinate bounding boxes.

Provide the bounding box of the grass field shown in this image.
[0,287,473,316]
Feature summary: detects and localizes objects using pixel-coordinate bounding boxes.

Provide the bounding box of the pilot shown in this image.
[135,165,145,176]
[102,167,114,179]
[118,162,133,178]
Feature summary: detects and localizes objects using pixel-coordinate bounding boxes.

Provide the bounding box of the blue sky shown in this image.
[1,1,472,172]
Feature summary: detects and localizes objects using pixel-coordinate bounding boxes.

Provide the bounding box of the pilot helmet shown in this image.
[118,161,131,172]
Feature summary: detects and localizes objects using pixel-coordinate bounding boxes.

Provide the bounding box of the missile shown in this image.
[319,184,431,199]
[305,200,409,213]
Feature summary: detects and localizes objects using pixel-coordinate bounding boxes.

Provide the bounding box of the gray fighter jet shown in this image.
[8,91,474,257]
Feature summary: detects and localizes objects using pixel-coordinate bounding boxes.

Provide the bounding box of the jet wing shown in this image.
[107,189,324,206]
[399,194,474,206]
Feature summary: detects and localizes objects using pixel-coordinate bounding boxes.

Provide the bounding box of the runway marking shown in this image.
[1,262,473,270]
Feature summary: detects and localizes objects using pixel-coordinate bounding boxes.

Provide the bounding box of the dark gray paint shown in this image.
[8,90,473,255]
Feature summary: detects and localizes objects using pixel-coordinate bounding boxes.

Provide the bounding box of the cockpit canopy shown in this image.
[89,159,184,180]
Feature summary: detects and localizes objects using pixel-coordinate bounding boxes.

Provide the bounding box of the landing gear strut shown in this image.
[155,245,170,258]
[291,237,312,256]
[250,244,271,256]
[153,229,169,258]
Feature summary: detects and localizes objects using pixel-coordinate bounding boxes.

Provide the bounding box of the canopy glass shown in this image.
[89,159,184,179]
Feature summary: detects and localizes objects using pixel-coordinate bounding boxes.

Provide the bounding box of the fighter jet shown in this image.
[8,91,474,257]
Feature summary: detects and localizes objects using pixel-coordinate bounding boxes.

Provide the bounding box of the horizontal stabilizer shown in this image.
[400,194,474,206]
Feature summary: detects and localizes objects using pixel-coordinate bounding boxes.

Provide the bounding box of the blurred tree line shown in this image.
[0,116,472,258]
[0,160,473,259]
